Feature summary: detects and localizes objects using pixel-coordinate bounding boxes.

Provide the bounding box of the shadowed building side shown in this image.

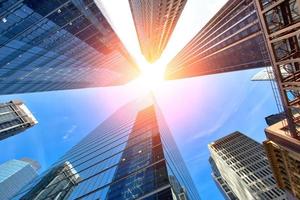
[0,0,139,95]
[209,157,238,200]
[129,0,187,63]
[165,0,270,80]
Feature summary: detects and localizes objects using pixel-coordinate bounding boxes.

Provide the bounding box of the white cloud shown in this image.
[189,82,260,141]
[62,125,77,140]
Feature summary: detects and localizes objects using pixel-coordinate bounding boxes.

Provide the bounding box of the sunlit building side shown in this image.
[129,0,187,63]
[0,0,138,95]
[264,120,300,200]
[254,0,300,199]
[14,98,200,200]
[0,100,37,141]
[165,0,270,79]
[208,131,287,200]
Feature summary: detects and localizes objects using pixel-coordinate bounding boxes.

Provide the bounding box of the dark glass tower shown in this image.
[165,0,270,80]
[0,0,138,95]
[14,98,200,200]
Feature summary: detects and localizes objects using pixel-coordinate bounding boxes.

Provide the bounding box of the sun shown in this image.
[134,58,166,91]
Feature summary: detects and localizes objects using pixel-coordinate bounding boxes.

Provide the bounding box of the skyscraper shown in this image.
[20,161,80,200]
[209,157,238,200]
[0,100,37,141]
[165,0,270,80]
[208,131,287,200]
[129,0,187,63]
[0,0,139,95]
[254,0,300,199]
[264,119,300,200]
[14,98,200,200]
[0,158,40,200]
[254,0,300,137]
[251,67,289,81]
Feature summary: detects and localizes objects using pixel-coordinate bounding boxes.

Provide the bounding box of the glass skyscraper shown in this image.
[129,0,187,63]
[165,0,270,80]
[0,158,40,200]
[13,98,200,200]
[0,0,138,95]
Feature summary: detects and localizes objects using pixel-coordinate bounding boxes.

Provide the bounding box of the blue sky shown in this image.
[0,0,279,199]
[0,68,278,200]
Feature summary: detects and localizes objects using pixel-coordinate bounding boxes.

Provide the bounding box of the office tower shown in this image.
[129,0,187,63]
[251,67,289,81]
[251,67,275,81]
[255,1,300,199]
[209,157,238,200]
[0,100,37,141]
[208,131,287,200]
[165,0,270,80]
[0,158,40,200]
[264,120,300,200]
[14,98,200,200]
[0,0,139,95]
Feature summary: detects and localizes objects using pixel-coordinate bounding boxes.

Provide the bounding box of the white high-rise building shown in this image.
[0,100,37,141]
[208,131,287,200]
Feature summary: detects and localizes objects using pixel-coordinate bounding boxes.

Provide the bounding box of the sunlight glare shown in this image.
[134,58,166,91]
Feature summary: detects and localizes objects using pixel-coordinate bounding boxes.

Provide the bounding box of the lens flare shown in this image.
[134,58,167,91]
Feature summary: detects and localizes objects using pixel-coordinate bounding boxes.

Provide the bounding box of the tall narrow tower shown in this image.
[0,100,37,141]
[14,98,200,200]
[129,0,187,63]
[0,158,40,200]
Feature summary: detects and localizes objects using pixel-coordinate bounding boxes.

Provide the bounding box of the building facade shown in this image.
[165,0,270,80]
[264,120,300,199]
[254,0,300,199]
[209,157,238,200]
[0,158,40,200]
[0,100,37,141]
[208,131,287,200]
[13,98,200,200]
[129,0,187,63]
[20,161,80,200]
[0,0,138,95]
[255,0,300,138]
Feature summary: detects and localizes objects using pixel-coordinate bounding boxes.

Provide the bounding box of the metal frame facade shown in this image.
[255,0,300,138]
